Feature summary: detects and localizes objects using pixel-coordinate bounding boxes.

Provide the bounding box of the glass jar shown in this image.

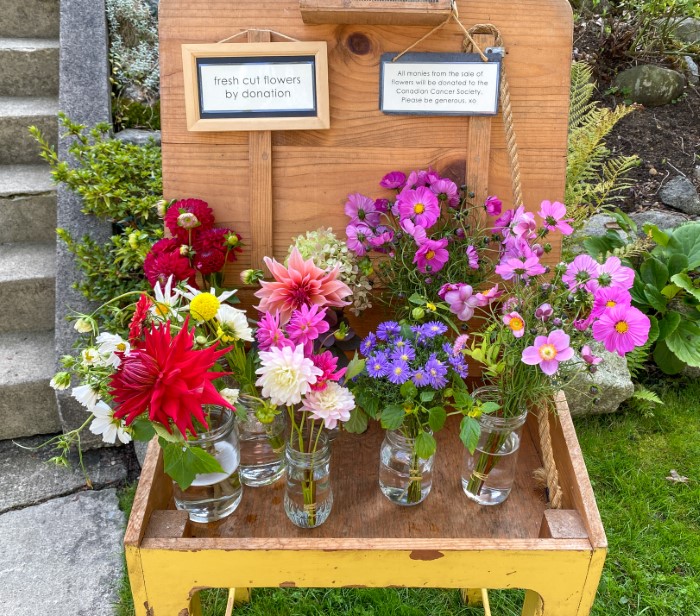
[284,428,332,528]
[237,394,286,487]
[378,429,434,506]
[172,407,243,523]
[461,386,528,506]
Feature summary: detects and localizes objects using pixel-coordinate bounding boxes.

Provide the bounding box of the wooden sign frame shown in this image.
[181,41,330,132]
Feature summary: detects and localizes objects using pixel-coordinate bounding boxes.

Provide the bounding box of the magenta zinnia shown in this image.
[110,320,234,438]
[592,304,651,356]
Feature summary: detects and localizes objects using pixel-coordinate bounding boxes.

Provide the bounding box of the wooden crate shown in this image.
[124,394,607,615]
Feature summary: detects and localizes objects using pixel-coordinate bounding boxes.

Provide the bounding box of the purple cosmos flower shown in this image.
[521,330,575,375]
[377,321,401,341]
[503,311,526,338]
[374,198,390,213]
[425,321,447,337]
[562,255,600,291]
[397,186,441,229]
[592,304,651,356]
[501,236,534,260]
[360,332,377,356]
[367,352,389,378]
[400,219,427,245]
[287,304,330,354]
[344,192,380,226]
[493,208,515,236]
[414,238,449,274]
[538,200,574,235]
[369,226,395,249]
[425,354,448,388]
[388,359,410,384]
[466,245,479,269]
[593,256,635,291]
[444,284,481,322]
[535,303,553,322]
[485,195,502,217]
[430,178,460,207]
[495,255,547,281]
[405,169,431,188]
[379,171,406,190]
[411,367,429,387]
[574,314,594,332]
[591,286,632,318]
[581,345,602,366]
[346,223,374,256]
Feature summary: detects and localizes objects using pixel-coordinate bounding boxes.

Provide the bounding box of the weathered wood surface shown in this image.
[300,0,453,26]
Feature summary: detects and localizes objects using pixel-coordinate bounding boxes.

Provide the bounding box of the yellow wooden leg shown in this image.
[522,590,544,616]
[189,591,204,616]
[460,588,483,606]
[225,588,252,615]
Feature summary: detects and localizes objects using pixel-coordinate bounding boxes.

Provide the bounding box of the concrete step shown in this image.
[0,0,59,40]
[0,97,57,165]
[0,165,56,243]
[0,39,59,97]
[0,243,55,332]
[0,330,60,440]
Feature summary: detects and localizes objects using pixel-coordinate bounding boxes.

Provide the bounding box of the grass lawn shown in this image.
[116,380,700,616]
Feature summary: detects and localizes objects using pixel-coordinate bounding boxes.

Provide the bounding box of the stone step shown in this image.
[0,330,60,440]
[0,1,59,40]
[0,165,56,243]
[0,243,55,332]
[0,97,57,165]
[0,39,59,97]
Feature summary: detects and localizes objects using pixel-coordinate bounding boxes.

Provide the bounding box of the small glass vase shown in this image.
[284,427,332,528]
[237,394,286,487]
[462,387,528,506]
[172,406,243,523]
[379,429,434,506]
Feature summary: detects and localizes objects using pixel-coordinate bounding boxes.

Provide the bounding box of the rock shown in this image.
[0,434,131,513]
[613,65,685,107]
[564,342,635,416]
[659,176,700,216]
[674,17,700,44]
[114,127,161,146]
[134,439,149,467]
[694,166,700,183]
[580,213,630,241]
[0,489,125,616]
[629,209,690,236]
[682,365,700,379]
[683,55,699,86]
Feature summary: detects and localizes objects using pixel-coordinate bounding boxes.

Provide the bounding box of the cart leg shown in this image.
[225,588,252,615]
[521,590,544,616]
[141,587,198,615]
[461,588,483,606]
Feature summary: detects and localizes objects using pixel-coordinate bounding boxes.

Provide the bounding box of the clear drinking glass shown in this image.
[172,406,243,523]
[378,429,434,506]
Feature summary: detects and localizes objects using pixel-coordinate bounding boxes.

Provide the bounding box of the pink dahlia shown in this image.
[397,186,440,229]
[521,330,574,375]
[413,238,449,274]
[538,200,574,235]
[287,304,330,355]
[110,319,234,438]
[256,311,294,351]
[255,248,352,324]
[310,350,347,391]
[164,198,215,239]
[301,382,355,430]
[592,304,651,356]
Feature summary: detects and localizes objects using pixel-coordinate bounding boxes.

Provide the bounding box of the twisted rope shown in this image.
[535,405,563,508]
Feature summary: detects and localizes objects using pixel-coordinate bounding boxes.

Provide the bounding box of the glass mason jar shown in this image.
[284,428,333,528]
[378,429,434,506]
[237,394,286,487]
[462,387,528,506]
[172,406,243,523]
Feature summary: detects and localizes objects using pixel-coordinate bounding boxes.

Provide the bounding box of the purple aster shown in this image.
[360,332,377,356]
[562,255,600,291]
[410,324,430,344]
[388,359,410,384]
[411,367,429,387]
[397,187,441,229]
[425,321,447,337]
[391,344,416,363]
[465,245,479,269]
[344,192,380,226]
[377,321,401,341]
[495,255,547,282]
[346,223,374,256]
[380,171,406,190]
[425,355,448,388]
[448,353,469,378]
[367,352,389,378]
[430,178,460,207]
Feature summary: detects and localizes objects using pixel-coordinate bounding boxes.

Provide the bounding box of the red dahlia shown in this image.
[164,199,215,239]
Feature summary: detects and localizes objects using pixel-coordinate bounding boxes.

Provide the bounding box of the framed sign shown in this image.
[379,52,502,116]
[182,42,330,131]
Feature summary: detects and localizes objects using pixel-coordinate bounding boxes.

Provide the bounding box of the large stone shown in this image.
[0,39,59,97]
[613,65,686,107]
[0,165,57,244]
[0,434,130,513]
[674,17,700,44]
[564,342,635,416]
[0,97,58,165]
[659,176,700,217]
[0,0,59,39]
[629,209,690,236]
[114,127,161,146]
[0,489,124,616]
[683,56,699,86]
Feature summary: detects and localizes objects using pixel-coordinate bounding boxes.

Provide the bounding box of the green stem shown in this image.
[465,430,509,496]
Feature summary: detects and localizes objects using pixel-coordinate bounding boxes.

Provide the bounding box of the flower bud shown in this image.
[412,307,425,320]
[177,212,200,229]
[155,199,168,218]
[128,232,139,250]
[73,317,93,334]
[195,335,208,346]
[240,269,264,285]
[455,228,465,238]
[49,372,71,391]
[425,277,433,285]
[553,317,563,327]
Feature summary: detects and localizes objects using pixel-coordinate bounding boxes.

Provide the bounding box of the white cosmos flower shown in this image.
[150,275,182,321]
[216,305,254,342]
[81,347,102,367]
[255,344,322,406]
[96,332,130,368]
[220,388,240,406]
[301,382,356,429]
[72,384,100,410]
[176,284,237,306]
[89,401,132,445]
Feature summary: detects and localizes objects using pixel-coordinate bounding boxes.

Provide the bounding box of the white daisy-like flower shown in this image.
[89,401,132,445]
[301,382,355,429]
[176,284,237,306]
[220,388,240,406]
[150,275,182,321]
[255,344,322,406]
[96,332,130,368]
[216,305,254,342]
[72,384,100,410]
[81,347,102,367]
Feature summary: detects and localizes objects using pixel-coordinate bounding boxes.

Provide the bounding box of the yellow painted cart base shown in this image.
[125,394,606,615]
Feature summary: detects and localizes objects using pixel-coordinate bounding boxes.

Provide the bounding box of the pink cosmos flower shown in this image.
[405,169,432,188]
[538,200,574,235]
[369,226,394,249]
[495,255,546,281]
[344,193,381,226]
[380,171,406,190]
[374,198,390,213]
[485,195,502,217]
[287,304,330,355]
[475,284,503,305]
[255,248,352,324]
[430,178,460,207]
[466,245,479,269]
[413,238,449,274]
[400,219,427,245]
[562,255,600,291]
[592,304,651,356]
[581,345,602,366]
[346,223,374,256]
[397,187,440,229]
[256,312,294,351]
[510,206,537,240]
[574,314,595,332]
[493,208,515,236]
[593,256,635,291]
[501,236,535,260]
[522,330,575,375]
[535,303,553,322]
[503,311,526,338]
[444,283,481,321]
[591,286,632,318]
[310,350,347,391]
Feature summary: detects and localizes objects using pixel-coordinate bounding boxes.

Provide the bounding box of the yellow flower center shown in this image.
[538,343,557,361]
[190,293,220,321]
[394,366,403,375]
[154,302,170,317]
[425,250,436,260]
[615,320,629,334]
[116,342,127,352]
[217,326,235,343]
[509,317,524,332]
[414,202,425,214]
[606,300,617,308]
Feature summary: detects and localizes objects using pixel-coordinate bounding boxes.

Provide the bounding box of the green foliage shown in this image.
[31,113,163,334]
[161,438,225,491]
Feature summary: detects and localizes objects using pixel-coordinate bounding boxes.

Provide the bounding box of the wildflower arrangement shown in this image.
[343,169,495,317]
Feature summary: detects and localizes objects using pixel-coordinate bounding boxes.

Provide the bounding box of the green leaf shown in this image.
[161,441,225,490]
[420,390,436,403]
[415,431,437,458]
[661,284,681,300]
[657,311,682,342]
[356,389,380,418]
[408,293,425,305]
[653,339,687,375]
[380,404,406,430]
[344,407,368,434]
[643,223,669,247]
[643,284,668,313]
[453,391,472,408]
[459,416,481,455]
[640,257,669,289]
[153,422,183,443]
[630,276,649,306]
[665,321,700,368]
[427,406,447,432]
[344,354,366,381]
[668,222,700,269]
[670,273,700,303]
[400,380,418,400]
[130,417,155,442]
[584,232,624,259]
[666,254,689,277]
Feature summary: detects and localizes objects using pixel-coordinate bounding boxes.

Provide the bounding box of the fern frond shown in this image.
[626,341,653,379]
[612,237,654,260]
[632,386,663,405]
[569,62,597,131]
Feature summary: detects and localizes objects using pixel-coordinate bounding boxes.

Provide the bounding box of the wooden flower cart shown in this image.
[125,0,607,613]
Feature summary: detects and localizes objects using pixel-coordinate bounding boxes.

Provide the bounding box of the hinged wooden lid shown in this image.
[300,0,453,25]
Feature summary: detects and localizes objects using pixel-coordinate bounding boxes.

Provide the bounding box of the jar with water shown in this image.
[378,429,434,506]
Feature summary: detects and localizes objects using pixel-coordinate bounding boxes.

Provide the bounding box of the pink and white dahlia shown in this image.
[301,382,355,429]
[521,330,575,375]
[255,344,322,406]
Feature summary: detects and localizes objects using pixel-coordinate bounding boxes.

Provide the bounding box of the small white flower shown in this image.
[96,332,130,368]
[73,318,93,334]
[50,372,71,391]
[177,284,237,306]
[81,348,101,367]
[72,385,100,410]
[255,344,322,406]
[89,401,132,445]
[216,305,254,342]
[150,275,182,321]
[301,382,355,429]
[220,388,240,406]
